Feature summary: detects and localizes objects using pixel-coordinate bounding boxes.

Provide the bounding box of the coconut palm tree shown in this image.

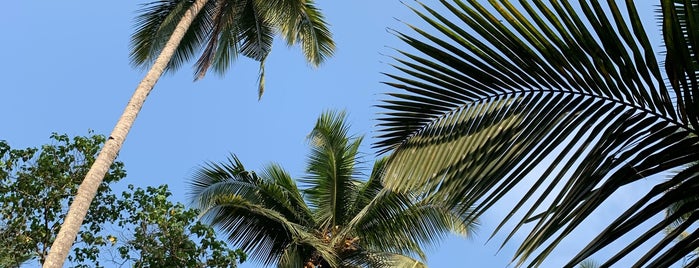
[376,0,698,267]
[190,111,475,267]
[45,1,334,266]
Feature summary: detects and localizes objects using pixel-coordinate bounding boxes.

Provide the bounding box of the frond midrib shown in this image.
[380,85,695,154]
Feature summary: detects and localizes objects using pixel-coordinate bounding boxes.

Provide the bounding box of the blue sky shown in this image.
[2,1,671,267]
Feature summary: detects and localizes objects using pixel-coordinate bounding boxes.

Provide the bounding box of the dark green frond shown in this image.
[290,0,335,67]
[237,0,274,61]
[378,0,699,266]
[130,0,213,73]
[190,154,314,229]
[665,161,699,228]
[258,0,335,66]
[662,0,699,130]
[189,154,262,207]
[201,195,312,265]
[190,155,326,265]
[339,250,426,268]
[194,0,244,79]
[379,253,427,268]
[346,162,478,262]
[259,163,316,226]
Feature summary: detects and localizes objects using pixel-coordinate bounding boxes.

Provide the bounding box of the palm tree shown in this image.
[45,1,334,266]
[376,0,698,267]
[190,111,475,267]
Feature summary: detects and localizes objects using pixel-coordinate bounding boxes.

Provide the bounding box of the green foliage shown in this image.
[0,133,125,267]
[0,133,245,267]
[112,184,246,267]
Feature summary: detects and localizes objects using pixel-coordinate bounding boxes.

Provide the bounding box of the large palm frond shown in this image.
[377,0,699,266]
[192,0,245,79]
[303,111,364,231]
[190,154,318,265]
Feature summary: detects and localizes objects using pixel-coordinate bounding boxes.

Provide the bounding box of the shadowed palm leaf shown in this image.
[377,0,699,267]
[191,111,476,267]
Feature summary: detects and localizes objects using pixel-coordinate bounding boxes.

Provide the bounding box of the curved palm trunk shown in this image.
[43,0,209,267]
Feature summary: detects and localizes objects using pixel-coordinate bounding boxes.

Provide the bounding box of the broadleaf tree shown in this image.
[376,0,699,267]
[47,0,335,266]
[109,184,247,268]
[0,133,125,267]
[0,133,245,267]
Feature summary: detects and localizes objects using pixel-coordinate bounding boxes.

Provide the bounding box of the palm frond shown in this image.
[347,188,476,262]
[258,0,335,67]
[190,154,314,229]
[378,0,699,266]
[577,259,600,268]
[200,195,313,265]
[260,163,316,227]
[665,161,699,228]
[193,0,244,79]
[662,0,699,129]
[302,111,363,230]
[130,0,213,73]
[276,234,339,268]
[345,161,478,262]
[290,0,335,67]
[191,110,474,266]
[237,0,275,61]
[340,250,426,268]
[347,158,388,218]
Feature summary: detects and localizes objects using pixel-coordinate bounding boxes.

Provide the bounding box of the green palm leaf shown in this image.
[303,111,363,231]
[290,0,335,67]
[193,0,244,79]
[190,155,317,264]
[378,0,699,266]
[201,195,317,265]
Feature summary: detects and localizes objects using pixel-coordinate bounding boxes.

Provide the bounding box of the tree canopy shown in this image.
[0,133,244,267]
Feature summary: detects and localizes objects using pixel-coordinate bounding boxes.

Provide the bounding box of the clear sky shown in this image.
[2,1,671,267]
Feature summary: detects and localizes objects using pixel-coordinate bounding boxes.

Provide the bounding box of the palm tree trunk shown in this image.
[43,0,209,267]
